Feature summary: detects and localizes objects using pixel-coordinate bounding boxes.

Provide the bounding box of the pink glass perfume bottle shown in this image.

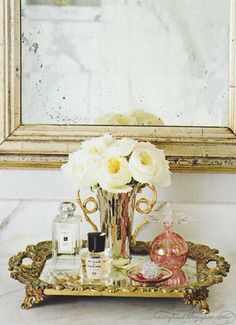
[149,203,188,271]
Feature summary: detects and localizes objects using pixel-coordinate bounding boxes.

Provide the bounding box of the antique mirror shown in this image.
[0,0,236,170]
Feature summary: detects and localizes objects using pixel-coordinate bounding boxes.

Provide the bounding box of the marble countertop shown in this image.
[0,200,235,325]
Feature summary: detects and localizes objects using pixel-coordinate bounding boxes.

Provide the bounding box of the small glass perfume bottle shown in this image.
[52,202,81,275]
[147,202,189,271]
[81,232,112,282]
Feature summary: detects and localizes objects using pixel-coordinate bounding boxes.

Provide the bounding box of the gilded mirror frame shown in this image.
[0,0,236,171]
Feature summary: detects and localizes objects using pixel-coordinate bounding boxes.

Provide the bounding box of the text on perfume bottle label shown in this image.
[86,258,102,278]
[58,230,74,253]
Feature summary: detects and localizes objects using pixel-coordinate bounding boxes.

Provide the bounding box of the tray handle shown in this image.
[8,241,51,284]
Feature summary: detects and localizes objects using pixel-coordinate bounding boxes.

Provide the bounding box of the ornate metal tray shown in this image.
[8,240,230,314]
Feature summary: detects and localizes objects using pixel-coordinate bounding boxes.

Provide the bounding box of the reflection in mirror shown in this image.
[21,0,230,126]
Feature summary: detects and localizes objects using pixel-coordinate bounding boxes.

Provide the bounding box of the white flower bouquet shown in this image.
[61,134,171,193]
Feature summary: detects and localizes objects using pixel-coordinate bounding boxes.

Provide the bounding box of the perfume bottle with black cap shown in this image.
[81,232,112,281]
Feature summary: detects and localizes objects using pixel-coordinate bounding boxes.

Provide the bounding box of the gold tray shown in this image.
[8,241,230,314]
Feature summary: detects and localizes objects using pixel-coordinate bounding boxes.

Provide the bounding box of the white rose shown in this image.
[129,142,171,187]
[81,133,114,154]
[98,156,132,193]
[103,138,137,157]
[61,149,99,189]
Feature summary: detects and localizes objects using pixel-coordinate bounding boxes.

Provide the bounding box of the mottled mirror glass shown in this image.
[21,0,230,126]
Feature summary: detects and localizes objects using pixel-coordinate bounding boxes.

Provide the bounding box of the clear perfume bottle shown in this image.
[81,232,112,283]
[52,202,81,275]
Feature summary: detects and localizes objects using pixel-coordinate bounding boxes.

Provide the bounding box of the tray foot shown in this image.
[21,284,44,310]
[184,288,210,314]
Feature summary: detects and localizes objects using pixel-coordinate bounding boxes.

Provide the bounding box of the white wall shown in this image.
[0,169,235,202]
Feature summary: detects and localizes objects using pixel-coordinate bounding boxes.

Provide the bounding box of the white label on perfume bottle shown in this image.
[58,230,73,253]
[86,257,102,278]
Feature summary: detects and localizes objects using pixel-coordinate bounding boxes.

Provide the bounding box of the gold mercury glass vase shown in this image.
[97,187,138,267]
[77,183,157,267]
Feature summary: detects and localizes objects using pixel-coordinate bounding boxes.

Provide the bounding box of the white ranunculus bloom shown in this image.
[81,133,114,154]
[61,150,99,189]
[103,138,137,157]
[129,142,171,187]
[152,160,171,187]
[98,156,132,193]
